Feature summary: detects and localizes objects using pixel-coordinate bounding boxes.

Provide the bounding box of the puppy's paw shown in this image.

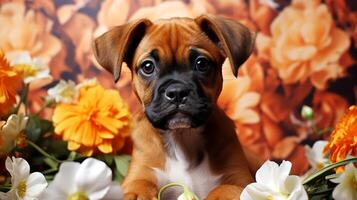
[205,185,242,200]
[123,180,158,200]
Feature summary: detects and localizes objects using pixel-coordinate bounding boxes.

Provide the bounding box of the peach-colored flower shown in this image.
[313,91,349,131]
[0,51,21,116]
[256,0,351,89]
[219,59,270,159]
[218,60,261,125]
[129,0,212,21]
[0,1,61,63]
[94,0,130,37]
[52,81,132,156]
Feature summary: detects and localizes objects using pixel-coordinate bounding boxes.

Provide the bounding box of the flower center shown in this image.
[17,180,27,198]
[68,192,89,200]
[267,195,273,200]
[14,64,37,78]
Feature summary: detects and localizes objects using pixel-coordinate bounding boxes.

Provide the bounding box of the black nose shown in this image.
[164,83,190,103]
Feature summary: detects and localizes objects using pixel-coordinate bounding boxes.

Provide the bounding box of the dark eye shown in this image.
[195,56,210,72]
[140,60,155,76]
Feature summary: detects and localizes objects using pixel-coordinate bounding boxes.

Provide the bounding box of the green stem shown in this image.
[14,83,29,114]
[303,157,357,185]
[0,185,11,190]
[42,168,58,175]
[158,183,185,200]
[27,140,61,163]
[308,188,334,195]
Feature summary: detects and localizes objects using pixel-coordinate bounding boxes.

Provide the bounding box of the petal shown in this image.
[236,92,261,109]
[47,162,80,195]
[255,160,279,189]
[285,176,308,200]
[102,182,123,200]
[98,140,113,154]
[75,158,112,199]
[6,157,30,182]
[26,172,48,197]
[234,109,260,124]
[240,183,273,200]
[39,187,68,200]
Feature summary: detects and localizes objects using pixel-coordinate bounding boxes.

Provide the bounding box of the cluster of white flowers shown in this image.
[240,140,357,200]
[1,140,355,200]
[0,157,122,200]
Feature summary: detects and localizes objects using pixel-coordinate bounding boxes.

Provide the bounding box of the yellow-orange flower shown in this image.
[325,105,357,172]
[0,51,21,116]
[52,81,132,156]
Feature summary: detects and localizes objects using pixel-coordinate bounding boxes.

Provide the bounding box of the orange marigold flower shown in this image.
[0,51,21,116]
[52,82,132,156]
[325,105,357,172]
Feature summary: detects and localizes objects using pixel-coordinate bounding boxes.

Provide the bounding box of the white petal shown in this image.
[312,141,328,154]
[6,157,30,183]
[75,158,112,199]
[255,160,280,190]
[39,187,68,200]
[102,183,123,200]
[240,183,274,200]
[283,175,308,200]
[277,160,293,189]
[47,162,80,195]
[25,172,48,197]
[331,163,357,200]
[0,190,15,200]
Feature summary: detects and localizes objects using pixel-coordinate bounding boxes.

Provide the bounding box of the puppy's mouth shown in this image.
[166,113,192,130]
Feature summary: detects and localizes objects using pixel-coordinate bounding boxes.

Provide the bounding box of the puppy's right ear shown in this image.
[92,19,152,82]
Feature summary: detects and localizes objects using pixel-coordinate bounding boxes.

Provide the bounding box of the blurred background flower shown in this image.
[0,51,20,116]
[256,0,351,89]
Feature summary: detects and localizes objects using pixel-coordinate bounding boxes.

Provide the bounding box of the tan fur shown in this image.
[93,15,263,200]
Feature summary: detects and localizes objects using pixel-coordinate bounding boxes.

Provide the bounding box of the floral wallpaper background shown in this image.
[0,0,356,175]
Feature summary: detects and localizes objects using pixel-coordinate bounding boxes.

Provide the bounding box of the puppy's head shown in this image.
[93,15,254,130]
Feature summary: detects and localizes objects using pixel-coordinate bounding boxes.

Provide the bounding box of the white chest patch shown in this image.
[154,152,221,199]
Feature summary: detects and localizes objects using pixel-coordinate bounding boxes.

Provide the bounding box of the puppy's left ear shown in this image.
[195,14,255,77]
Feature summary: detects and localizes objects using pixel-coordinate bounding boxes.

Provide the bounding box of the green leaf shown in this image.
[114,155,131,176]
[96,154,114,165]
[303,157,357,185]
[113,169,125,183]
[25,115,54,142]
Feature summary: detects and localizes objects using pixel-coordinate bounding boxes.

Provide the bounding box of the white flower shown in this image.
[102,182,123,200]
[41,158,113,200]
[47,80,76,104]
[0,114,29,153]
[240,160,308,200]
[0,157,47,200]
[303,141,330,180]
[305,140,329,171]
[330,163,357,200]
[6,51,52,84]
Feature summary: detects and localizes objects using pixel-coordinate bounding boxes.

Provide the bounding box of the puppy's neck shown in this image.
[163,127,205,168]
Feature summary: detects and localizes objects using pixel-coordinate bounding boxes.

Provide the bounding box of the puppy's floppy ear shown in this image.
[92,19,152,82]
[195,14,255,77]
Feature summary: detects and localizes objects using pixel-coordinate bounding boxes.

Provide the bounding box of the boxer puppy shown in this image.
[93,14,259,200]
